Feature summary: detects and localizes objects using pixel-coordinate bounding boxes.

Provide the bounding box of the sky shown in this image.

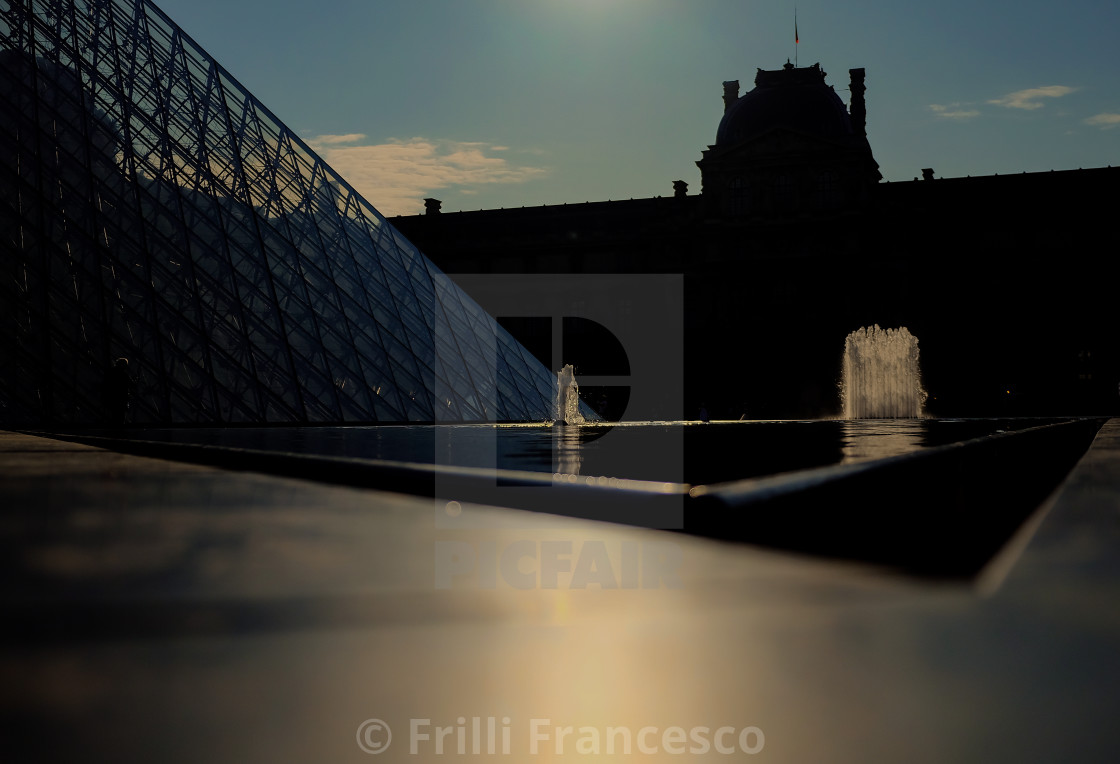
[153,0,1120,216]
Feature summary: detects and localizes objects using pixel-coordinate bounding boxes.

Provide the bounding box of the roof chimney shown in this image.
[722,80,739,113]
[424,198,442,215]
[848,68,867,137]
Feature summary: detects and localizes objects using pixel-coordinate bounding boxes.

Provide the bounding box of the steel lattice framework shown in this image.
[0,0,565,424]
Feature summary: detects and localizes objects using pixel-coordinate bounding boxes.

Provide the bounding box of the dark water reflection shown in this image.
[117,418,1064,486]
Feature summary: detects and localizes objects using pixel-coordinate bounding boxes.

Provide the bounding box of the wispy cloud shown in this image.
[928,103,980,120]
[988,86,1077,110]
[304,135,548,215]
[311,133,369,145]
[1085,113,1120,129]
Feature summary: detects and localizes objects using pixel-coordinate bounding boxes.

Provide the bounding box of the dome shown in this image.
[716,62,853,146]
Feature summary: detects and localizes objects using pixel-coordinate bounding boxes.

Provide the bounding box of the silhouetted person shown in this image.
[103,357,132,426]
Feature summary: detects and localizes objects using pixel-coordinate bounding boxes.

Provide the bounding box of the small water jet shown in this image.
[841,325,927,418]
[556,364,585,425]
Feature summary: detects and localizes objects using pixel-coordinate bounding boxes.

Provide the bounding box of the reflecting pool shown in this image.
[113,418,1063,487]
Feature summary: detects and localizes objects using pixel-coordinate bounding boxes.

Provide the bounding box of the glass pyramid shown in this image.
[0,0,572,424]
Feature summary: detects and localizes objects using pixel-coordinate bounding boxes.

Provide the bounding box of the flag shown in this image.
[795,12,799,44]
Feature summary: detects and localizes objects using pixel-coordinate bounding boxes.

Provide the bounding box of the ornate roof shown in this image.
[716,62,853,146]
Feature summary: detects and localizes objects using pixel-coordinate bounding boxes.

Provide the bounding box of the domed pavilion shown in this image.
[697,62,881,219]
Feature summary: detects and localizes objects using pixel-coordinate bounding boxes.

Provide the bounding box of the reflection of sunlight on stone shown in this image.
[841,419,926,463]
[509,595,719,756]
[551,589,571,625]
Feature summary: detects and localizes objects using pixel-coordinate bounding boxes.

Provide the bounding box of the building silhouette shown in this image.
[2,0,1114,424]
[396,62,1120,419]
[698,62,881,220]
[0,0,569,425]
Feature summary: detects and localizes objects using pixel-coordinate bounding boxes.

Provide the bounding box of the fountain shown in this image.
[556,364,585,425]
[841,325,927,418]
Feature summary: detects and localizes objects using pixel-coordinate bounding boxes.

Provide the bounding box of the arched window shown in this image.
[812,171,840,210]
[773,174,795,211]
[726,177,748,216]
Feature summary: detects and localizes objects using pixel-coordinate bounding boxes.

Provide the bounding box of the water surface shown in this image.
[114,418,1063,486]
